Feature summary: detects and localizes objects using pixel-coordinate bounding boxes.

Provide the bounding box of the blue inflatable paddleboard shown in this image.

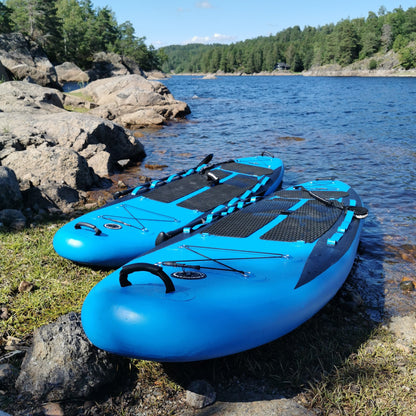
[53,154,284,267]
[81,179,368,362]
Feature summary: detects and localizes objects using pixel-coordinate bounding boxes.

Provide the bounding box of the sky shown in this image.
[91,1,416,48]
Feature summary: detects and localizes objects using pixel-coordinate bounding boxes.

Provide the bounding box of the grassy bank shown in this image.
[1,222,415,415]
[0,222,109,337]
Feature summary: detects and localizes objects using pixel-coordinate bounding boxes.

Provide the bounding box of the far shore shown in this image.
[167,68,416,78]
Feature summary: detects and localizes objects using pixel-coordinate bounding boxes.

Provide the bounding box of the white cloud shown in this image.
[184,33,236,45]
[196,2,213,9]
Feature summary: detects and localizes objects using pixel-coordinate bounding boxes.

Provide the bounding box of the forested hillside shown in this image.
[0,0,161,70]
[161,6,416,74]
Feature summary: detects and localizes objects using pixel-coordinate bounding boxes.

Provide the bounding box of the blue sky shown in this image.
[91,1,416,47]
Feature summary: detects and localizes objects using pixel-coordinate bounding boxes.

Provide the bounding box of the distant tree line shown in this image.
[161,6,416,73]
[0,0,161,70]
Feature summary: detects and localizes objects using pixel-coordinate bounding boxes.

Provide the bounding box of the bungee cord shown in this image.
[99,203,180,231]
[160,244,289,276]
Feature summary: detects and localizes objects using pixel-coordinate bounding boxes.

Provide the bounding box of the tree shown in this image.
[109,20,159,70]
[381,23,393,51]
[88,7,118,52]
[335,19,359,66]
[400,42,416,68]
[0,2,12,32]
[56,0,90,66]
[6,0,62,61]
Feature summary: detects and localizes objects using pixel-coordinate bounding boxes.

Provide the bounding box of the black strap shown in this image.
[294,185,368,219]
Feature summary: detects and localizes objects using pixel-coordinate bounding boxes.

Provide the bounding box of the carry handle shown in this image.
[197,153,214,168]
[119,263,176,293]
[74,222,102,236]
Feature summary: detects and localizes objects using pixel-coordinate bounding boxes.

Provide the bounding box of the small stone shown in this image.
[5,336,21,351]
[18,281,34,293]
[185,379,216,409]
[0,363,18,387]
[42,402,64,416]
[399,278,415,292]
[117,160,130,168]
[395,342,411,354]
[401,253,413,262]
[0,307,9,320]
[117,180,128,188]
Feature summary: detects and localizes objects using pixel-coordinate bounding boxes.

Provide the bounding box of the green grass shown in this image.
[0,222,109,337]
[305,329,416,415]
[63,104,90,113]
[65,91,94,102]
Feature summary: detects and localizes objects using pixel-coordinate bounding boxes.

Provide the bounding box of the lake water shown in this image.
[130,75,416,319]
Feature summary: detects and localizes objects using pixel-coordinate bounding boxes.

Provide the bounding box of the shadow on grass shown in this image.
[162,286,377,403]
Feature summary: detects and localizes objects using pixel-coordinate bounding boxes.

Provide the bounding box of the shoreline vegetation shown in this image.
[165,51,416,78]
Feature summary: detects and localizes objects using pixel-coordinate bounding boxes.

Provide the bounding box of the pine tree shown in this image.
[0,2,13,32]
[6,0,62,62]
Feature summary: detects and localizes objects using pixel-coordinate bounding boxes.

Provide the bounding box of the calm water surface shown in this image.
[130,75,416,318]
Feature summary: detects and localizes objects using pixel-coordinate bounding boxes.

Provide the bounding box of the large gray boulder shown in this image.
[0,166,22,209]
[0,81,145,175]
[0,80,64,113]
[3,146,96,190]
[15,312,125,401]
[88,51,145,80]
[0,112,144,174]
[77,74,191,128]
[0,80,147,217]
[0,59,9,82]
[0,32,59,88]
[55,61,89,85]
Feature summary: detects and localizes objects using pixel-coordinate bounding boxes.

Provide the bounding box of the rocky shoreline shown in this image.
[173,50,416,78]
[176,66,416,78]
[0,33,190,230]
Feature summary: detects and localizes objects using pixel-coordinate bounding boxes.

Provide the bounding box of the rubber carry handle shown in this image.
[197,153,214,167]
[74,222,102,235]
[119,263,175,293]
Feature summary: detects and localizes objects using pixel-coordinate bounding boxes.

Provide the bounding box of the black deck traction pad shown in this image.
[178,175,258,212]
[276,190,349,199]
[219,162,273,176]
[260,200,343,243]
[145,170,230,204]
[203,198,299,238]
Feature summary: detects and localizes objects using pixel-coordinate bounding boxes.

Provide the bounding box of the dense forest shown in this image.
[1,2,416,74]
[0,0,161,70]
[161,6,416,74]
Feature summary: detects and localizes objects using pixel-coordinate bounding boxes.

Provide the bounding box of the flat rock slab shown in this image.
[193,398,315,416]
